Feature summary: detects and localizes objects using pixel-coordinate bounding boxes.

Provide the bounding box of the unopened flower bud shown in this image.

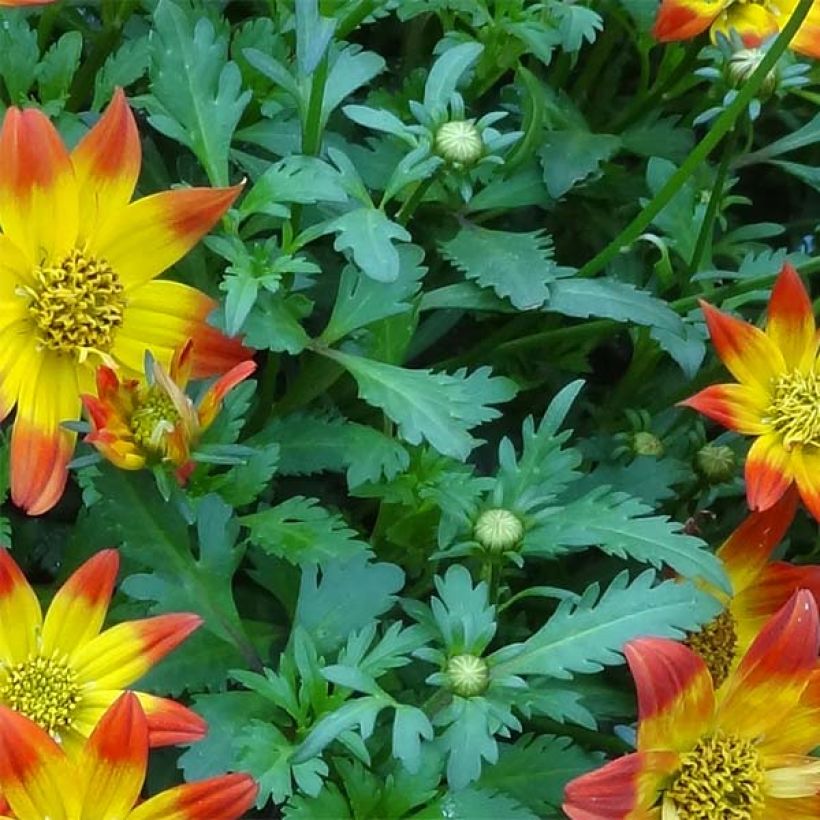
[434,120,483,165]
[474,508,523,553]
[632,431,664,457]
[695,444,736,483]
[729,48,776,94]
[446,653,490,697]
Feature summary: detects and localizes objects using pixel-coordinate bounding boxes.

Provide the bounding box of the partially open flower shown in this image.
[0,692,257,819]
[82,339,255,479]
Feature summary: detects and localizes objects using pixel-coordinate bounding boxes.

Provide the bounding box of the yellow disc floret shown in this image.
[685,610,738,688]
[130,387,181,451]
[25,248,125,359]
[766,370,820,449]
[0,655,81,738]
[665,732,764,819]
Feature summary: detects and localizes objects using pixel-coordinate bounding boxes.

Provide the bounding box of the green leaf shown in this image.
[530,488,729,591]
[439,225,558,310]
[295,0,336,75]
[478,734,602,814]
[93,36,150,111]
[0,15,38,102]
[250,412,409,488]
[538,130,620,198]
[241,496,371,565]
[343,104,413,141]
[551,3,603,51]
[490,570,723,679]
[393,706,435,773]
[37,32,82,108]
[295,554,405,654]
[208,445,280,507]
[322,244,425,344]
[285,783,352,820]
[328,207,412,283]
[148,0,251,184]
[326,350,517,460]
[323,45,386,123]
[241,292,312,354]
[415,787,537,820]
[423,40,483,110]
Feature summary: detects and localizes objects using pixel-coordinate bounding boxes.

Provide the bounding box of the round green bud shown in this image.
[696,444,737,483]
[446,653,490,697]
[474,508,524,553]
[729,48,776,94]
[434,120,484,165]
[632,431,664,457]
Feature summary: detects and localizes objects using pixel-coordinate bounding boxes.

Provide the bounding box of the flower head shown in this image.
[82,339,255,478]
[687,488,820,685]
[0,89,250,515]
[653,0,820,58]
[564,590,820,818]
[0,548,205,753]
[681,263,820,521]
[0,692,257,819]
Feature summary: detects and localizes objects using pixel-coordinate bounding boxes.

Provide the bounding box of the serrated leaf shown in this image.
[148,0,251,184]
[328,207,412,283]
[538,130,620,197]
[241,291,312,354]
[416,787,537,820]
[0,15,38,102]
[423,41,483,110]
[295,0,336,75]
[439,225,558,310]
[242,496,371,565]
[490,571,723,678]
[327,350,517,460]
[37,32,82,107]
[392,706,434,773]
[208,445,280,507]
[284,783,352,820]
[323,45,385,122]
[93,37,150,111]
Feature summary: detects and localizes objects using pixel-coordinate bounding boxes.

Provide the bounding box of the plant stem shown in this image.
[578,0,814,281]
[302,55,329,156]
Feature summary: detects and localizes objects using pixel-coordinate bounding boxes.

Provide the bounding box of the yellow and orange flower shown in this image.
[564,590,820,818]
[0,691,258,819]
[0,89,250,515]
[0,547,205,753]
[653,0,820,58]
[686,488,820,685]
[682,264,820,521]
[0,1,55,6]
[82,339,255,479]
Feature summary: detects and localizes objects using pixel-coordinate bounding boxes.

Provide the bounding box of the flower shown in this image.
[434,120,484,165]
[0,547,205,753]
[82,339,255,479]
[0,89,250,515]
[0,692,258,819]
[681,263,820,521]
[564,590,820,818]
[653,0,820,58]
[686,488,820,686]
[0,0,56,5]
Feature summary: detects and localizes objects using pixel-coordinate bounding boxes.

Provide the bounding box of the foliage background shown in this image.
[3,0,820,816]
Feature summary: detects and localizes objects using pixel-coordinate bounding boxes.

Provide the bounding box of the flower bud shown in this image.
[695,444,736,483]
[446,653,490,697]
[434,119,484,165]
[729,48,776,95]
[632,431,664,457]
[474,508,524,553]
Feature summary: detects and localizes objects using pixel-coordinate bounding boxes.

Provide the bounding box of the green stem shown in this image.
[687,127,740,279]
[395,173,438,224]
[302,55,329,156]
[579,0,814,281]
[337,0,379,39]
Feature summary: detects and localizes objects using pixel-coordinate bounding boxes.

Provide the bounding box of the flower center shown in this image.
[25,248,125,360]
[130,387,180,450]
[685,610,738,688]
[665,732,763,819]
[0,655,81,738]
[766,370,820,449]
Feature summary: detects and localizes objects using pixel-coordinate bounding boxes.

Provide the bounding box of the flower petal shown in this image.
[73,613,202,689]
[718,590,819,741]
[127,772,258,820]
[0,705,81,820]
[791,448,820,524]
[135,693,207,747]
[71,88,140,240]
[0,323,36,423]
[712,2,779,46]
[93,184,242,290]
[10,352,80,516]
[652,0,723,41]
[766,264,817,371]
[764,756,820,798]
[563,750,678,820]
[40,550,119,658]
[733,561,820,656]
[679,382,769,435]
[765,796,820,819]
[0,107,78,265]
[700,299,785,393]
[717,487,798,596]
[0,550,42,664]
[745,433,793,513]
[78,692,147,818]
[113,280,251,378]
[626,638,714,752]
[197,359,257,428]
